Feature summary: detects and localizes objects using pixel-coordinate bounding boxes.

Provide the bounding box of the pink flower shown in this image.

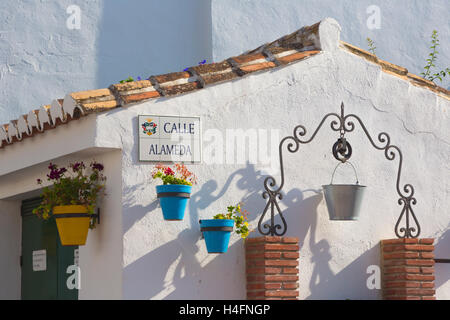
[164,167,174,176]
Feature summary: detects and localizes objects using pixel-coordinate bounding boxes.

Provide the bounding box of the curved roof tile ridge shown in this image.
[0,18,448,150]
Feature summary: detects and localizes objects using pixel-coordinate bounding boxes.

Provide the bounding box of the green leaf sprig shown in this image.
[213,203,250,239]
[421,30,450,83]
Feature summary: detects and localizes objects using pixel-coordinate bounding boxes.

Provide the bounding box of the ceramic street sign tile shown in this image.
[138,115,201,163]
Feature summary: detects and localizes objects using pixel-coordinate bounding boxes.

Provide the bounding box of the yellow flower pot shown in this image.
[53,205,91,246]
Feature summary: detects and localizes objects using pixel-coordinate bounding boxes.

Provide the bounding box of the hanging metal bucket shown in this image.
[322,162,366,221]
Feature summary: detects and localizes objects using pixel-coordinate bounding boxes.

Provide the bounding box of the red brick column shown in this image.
[381,238,436,300]
[245,236,299,300]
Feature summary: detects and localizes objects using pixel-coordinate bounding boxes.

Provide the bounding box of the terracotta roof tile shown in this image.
[340,41,449,99]
[377,59,408,76]
[109,80,160,105]
[121,91,161,105]
[111,80,153,92]
[276,50,320,65]
[70,88,113,101]
[1,19,448,151]
[407,73,437,88]
[190,60,232,74]
[186,61,233,87]
[265,47,291,55]
[198,71,238,86]
[229,53,277,74]
[247,21,321,55]
[154,71,191,83]
[232,53,267,65]
[340,41,378,63]
[82,100,119,112]
[149,71,203,97]
[66,88,119,115]
[239,61,276,74]
[162,82,202,96]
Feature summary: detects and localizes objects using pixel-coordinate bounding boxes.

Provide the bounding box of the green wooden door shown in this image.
[21,198,79,300]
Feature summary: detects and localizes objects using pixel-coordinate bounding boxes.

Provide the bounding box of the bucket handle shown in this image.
[330,161,360,185]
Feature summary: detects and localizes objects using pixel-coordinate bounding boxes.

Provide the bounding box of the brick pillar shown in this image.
[245,236,299,300]
[381,238,436,300]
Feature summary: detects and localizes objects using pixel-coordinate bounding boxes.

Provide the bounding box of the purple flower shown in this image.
[47,171,58,180]
[184,60,206,72]
[137,76,142,81]
[72,162,85,172]
[47,166,67,180]
[37,179,42,184]
[91,162,104,171]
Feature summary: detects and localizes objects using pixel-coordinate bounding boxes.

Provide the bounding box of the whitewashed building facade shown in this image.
[0,19,449,300]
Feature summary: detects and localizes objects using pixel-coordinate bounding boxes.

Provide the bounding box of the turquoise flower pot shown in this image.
[200,219,234,253]
[156,184,192,220]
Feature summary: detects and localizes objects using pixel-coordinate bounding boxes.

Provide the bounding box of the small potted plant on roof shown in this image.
[33,161,106,246]
[151,164,197,221]
[200,203,250,253]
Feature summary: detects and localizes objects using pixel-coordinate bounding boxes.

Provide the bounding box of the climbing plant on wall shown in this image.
[420,30,450,83]
[366,31,449,84]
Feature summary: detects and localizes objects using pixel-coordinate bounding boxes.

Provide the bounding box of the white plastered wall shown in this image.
[93,19,449,300]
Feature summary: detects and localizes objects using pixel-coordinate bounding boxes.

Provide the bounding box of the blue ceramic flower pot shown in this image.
[200,219,234,253]
[156,184,192,220]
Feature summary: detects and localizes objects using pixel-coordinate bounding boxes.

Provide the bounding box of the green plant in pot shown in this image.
[33,161,106,246]
[200,203,250,253]
[152,164,197,221]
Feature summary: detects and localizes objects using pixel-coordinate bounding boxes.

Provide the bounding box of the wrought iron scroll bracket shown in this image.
[258,102,420,238]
